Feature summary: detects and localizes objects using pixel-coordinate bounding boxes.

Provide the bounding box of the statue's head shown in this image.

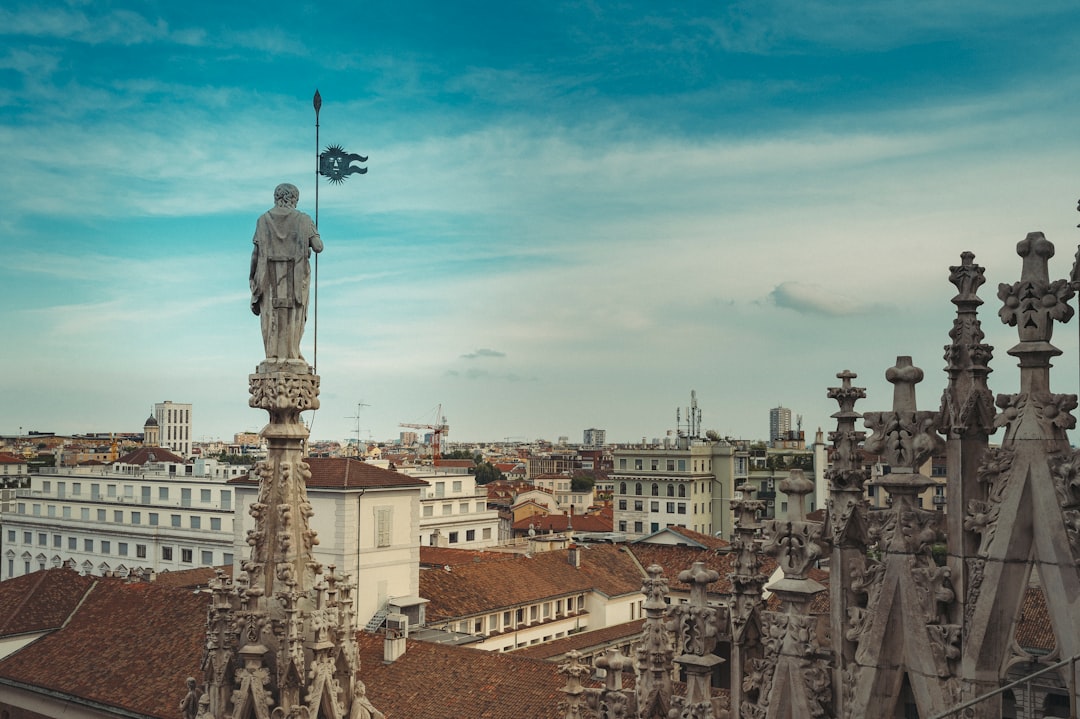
[274,183,300,208]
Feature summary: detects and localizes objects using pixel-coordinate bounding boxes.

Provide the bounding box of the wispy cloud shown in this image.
[768,282,879,317]
[461,348,506,359]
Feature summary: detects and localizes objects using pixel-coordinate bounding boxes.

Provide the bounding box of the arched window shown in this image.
[635,483,643,496]
[620,482,627,495]
[678,485,686,498]
[667,485,675,497]
[651,483,659,496]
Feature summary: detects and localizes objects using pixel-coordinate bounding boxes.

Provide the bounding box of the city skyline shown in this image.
[4,2,1080,444]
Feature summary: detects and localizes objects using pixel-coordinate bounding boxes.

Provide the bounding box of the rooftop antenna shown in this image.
[345,400,371,457]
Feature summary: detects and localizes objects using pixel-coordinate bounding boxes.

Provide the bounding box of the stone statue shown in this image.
[349,679,384,719]
[179,677,201,719]
[250,183,323,362]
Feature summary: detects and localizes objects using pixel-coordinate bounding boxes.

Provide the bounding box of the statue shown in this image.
[179,677,201,719]
[349,679,385,719]
[250,183,323,362]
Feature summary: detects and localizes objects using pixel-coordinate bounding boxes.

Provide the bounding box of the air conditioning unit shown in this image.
[385,613,408,639]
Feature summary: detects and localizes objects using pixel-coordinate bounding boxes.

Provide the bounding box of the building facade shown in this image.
[582,428,606,447]
[611,439,748,540]
[768,405,791,443]
[411,467,502,548]
[154,400,192,457]
[1,457,241,580]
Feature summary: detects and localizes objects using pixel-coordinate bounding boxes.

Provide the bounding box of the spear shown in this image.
[313,89,322,373]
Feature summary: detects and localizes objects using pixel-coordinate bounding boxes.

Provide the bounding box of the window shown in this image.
[47,505,56,517]
[423,505,433,517]
[107,484,117,497]
[667,460,675,471]
[4,530,11,542]
[63,506,71,518]
[96,509,106,522]
[452,480,462,493]
[677,503,686,515]
[53,534,61,548]
[149,513,159,526]
[101,541,110,554]
[633,521,643,533]
[678,485,687,498]
[119,543,128,556]
[619,459,626,469]
[171,514,181,528]
[650,501,659,512]
[635,483,642,496]
[159,487,169,501]
[448,531,459,544]
[651,483,659,496]
[618,499,627,510]
[678,459,686,471]
[162,546,173,561]
[619,482,626,494]
[223,553,233,566]
[651,522,659,532]
[667,502,675,513]
[482,528,491,540]
[651,460,659,470]
[202,550,213,565]
[80,508,89,521]
[634,459,643,470]
[634,500,643,511]
[210,517,221,531]
[42,480,51,493]
[136,544,147,559]
[32,504,40,516]
[72,483,81,496]
[376,507,392,548]
[618,521,627,532]
[667,485,675,497]
[466,529,475,542]
[190,516,201,529]
[181,488,191,507]
[181,548,192,563]
[476,502,485,512]
[131,511,141,524]
[68,537,77,550]
[37,533,46,546]
[22,532,31,544]
[112,510,122,523]
[442,504,452,516]
[91,484,100,500]
[83,539,93,552]
[459,502,469,514]
[201,489,212,503]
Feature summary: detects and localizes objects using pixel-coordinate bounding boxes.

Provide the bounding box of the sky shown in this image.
[4,1,1080,446]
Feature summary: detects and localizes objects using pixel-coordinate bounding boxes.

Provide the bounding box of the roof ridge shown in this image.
[0,571,49,635]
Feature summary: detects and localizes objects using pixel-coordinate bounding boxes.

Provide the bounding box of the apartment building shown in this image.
[611,438,748,540]
[1,454,242,580]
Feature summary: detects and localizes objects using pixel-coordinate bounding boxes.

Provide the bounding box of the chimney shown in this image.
[568,544,581,568]
[384,613,408,663]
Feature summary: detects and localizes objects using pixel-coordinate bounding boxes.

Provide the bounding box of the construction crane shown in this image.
[400,404,449,465]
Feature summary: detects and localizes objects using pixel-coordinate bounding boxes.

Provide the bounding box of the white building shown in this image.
[154,400,192,457]
[1,452,243,580]
[532,473,595,513]
[229,457,429,628]
[611,439,748,540]
[407,466,501,548]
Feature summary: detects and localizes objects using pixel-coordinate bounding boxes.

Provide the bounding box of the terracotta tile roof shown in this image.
[1015,586,1054,653]
[434,460,474,469]
[151,565,230,589]
[0,573,206,719]
[229,457,428,490]
[510,619,643,660]
[419,546,506,567]
[0,568,95,637]
[358,633,572,718]
[420,545,642,621]
[0,453,25,465]
[115,446,187,465]
[512,513,613,533]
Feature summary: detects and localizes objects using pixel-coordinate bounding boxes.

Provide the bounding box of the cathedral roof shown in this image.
[228,457,429,490]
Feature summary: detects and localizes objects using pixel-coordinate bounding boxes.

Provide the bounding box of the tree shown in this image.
[571,472,595,492]
[473,462,504,485]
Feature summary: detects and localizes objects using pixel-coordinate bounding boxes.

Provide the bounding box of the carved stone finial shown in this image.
[864,357,943,473]
[998,232,1074,345]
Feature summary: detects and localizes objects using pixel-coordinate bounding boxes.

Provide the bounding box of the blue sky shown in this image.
[4,1,1080,445]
